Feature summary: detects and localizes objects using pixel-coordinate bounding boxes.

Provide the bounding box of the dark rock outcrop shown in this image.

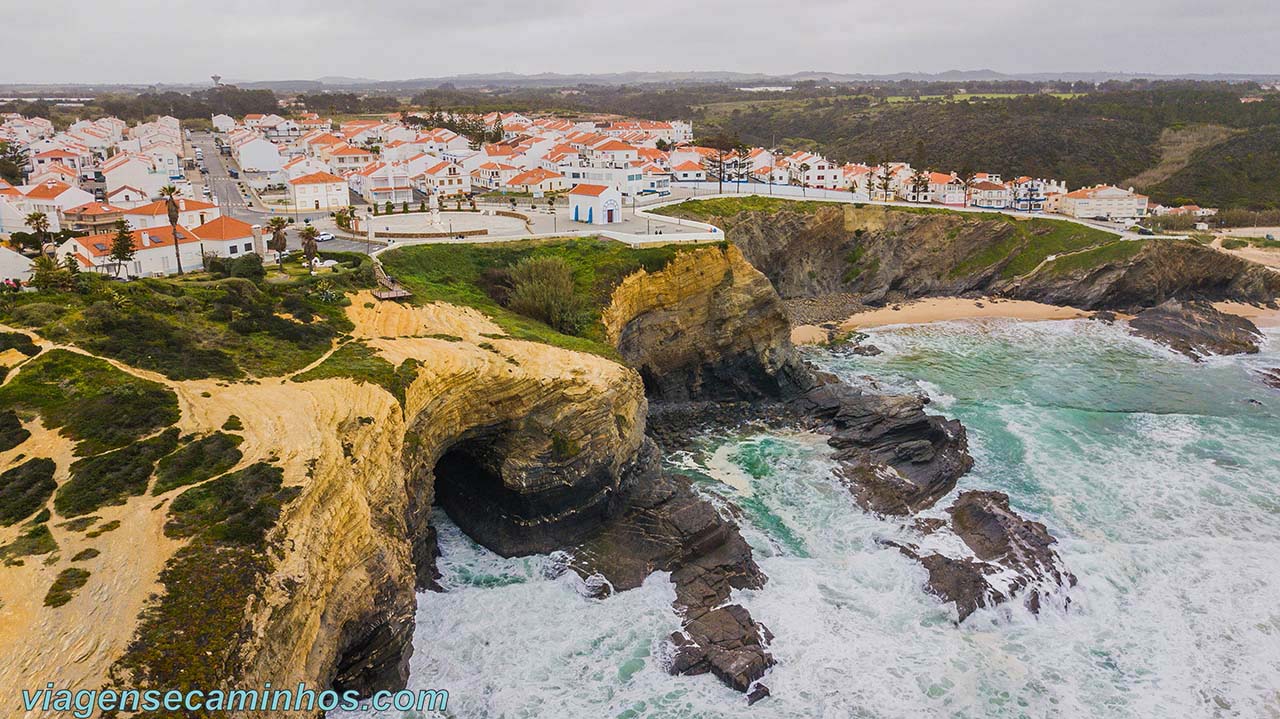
[571,464,774,696]
[1127,299,1263,359]
[888,491,1076,620]
[796,379,973,515]
[1257,368,1280,390]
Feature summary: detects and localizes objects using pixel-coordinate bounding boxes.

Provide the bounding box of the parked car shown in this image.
[228,169,238,179]
[317,232,335,242]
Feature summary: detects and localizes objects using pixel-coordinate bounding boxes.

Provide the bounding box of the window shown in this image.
[229,245,239,254]
[244,243,252,252]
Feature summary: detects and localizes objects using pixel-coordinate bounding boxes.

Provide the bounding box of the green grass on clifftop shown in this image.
[292,340,420,407]
[55,428,180,517]
[380,236,708,358]
[0,350,179,456]
[0,253,374,381]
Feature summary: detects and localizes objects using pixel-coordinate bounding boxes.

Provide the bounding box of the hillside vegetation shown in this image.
[380,236,712,357]
[0,253,373,380]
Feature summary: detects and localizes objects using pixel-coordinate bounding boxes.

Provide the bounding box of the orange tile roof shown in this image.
[568,184,609,197]
[66,201,125,216]
[127,198,218,215]
[73,224,199,257]
[673,161,704,171]
[290,171,347,185]
[23,181,74,200]
[193,215,255,241]
[507,168,562,186]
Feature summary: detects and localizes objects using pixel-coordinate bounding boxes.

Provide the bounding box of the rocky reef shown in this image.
[887,491,1077,621]
[599,244,1072,661]
[1128,299,1263,359]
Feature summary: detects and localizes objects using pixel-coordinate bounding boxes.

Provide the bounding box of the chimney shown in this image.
[251,224,264,255]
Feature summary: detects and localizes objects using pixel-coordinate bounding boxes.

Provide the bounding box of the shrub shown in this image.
[221,415,244,432]
[165,462,295,544]
[505,256,589,335]
[0,409,30,452]
[44,568,91,607]
[9,302,64,328]
[55,428,181,517]
[152,433,244,495]
[71,547,100,561]
[0,458,57,526]
[1,522,56,564]
[0,331,39,356]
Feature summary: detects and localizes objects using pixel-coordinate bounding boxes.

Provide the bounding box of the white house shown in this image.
[20,180,94,219]
[414,160,471,197]
[928,172,967,207]
[58,223,205,277]
[0,246,31,284]
[671,161,706,182]
[472,162,522,190]
[348,162,413,205]
[1059,185,1149,220]
[289,171,350,211]
[101,152,168,198]
[123,198,220,231]
[211,114,236,133]
[568,184,623,225]
[229,130,284,172]
[506,168,566,194]
[969,180,1012,210]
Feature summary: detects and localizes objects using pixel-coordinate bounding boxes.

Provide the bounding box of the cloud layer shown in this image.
[6,0,1278,84]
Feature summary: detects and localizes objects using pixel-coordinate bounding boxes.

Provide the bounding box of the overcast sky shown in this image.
[6,0,1278,84]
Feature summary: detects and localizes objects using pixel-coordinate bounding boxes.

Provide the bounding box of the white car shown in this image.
[316,232,335,242]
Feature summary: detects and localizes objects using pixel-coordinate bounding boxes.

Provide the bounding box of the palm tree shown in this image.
[299,225,319,273]
[24,212,51,253]
[158,185,183,274]
[266,216,289,269]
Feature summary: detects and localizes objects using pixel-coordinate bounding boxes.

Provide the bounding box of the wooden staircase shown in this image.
[372,261,412,301]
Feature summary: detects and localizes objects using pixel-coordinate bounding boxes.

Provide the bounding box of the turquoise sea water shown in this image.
[342,319,1280,719]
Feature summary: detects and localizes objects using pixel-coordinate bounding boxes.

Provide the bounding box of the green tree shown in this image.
[24,212,51,251]
[266,216,289,269]
[299,224,319,272]
[108,219,136,276]
[158,185,184,274]
[28,255,68,292]
[0,141,25,184]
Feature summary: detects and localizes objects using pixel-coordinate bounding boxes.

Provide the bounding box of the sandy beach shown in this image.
[792,297,1091,344]
[1213,301,1280,328]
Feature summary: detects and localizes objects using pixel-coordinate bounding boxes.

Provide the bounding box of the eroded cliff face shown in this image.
[720,205,1280,311]
[0,292,659,715]
[602,244,811,402]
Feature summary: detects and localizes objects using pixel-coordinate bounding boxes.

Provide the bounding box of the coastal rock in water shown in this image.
[889,490,1076,621]
[1128,299,1262,359]
[1256,368,1280,390]
[572,468,773,693]
[796,379,973,515]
